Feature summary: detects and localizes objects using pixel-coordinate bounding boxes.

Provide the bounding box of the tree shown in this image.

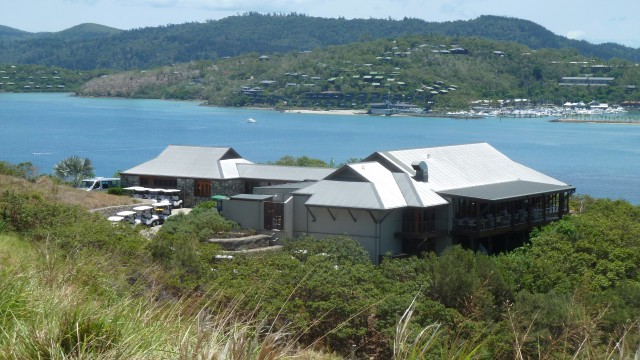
[53,156,94,187]
[270,155,329,167]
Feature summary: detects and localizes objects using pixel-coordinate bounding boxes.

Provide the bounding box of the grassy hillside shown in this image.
[0,173,337,359]
[1,166,640,358]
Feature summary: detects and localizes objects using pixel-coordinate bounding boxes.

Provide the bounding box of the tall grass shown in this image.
[0,234,323,359]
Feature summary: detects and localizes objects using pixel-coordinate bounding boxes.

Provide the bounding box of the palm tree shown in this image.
[53,156,94,187]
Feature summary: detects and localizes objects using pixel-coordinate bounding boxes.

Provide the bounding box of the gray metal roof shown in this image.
[294,162,447,210]
[237,163,334,181]
[372,143,569,192]
[296,181,385,209]
[437,180,575,201]
[122,145,251,179]
[253,181,316,191]
[230,194,274,201]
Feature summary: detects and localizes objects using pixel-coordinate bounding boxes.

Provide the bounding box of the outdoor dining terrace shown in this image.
[455,206,560,231]
[450,192,569,238]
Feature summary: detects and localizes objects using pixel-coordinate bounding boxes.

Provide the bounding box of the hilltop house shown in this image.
[222,143,575,263]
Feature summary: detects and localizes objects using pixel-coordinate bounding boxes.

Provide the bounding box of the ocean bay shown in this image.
[1,92,639,204]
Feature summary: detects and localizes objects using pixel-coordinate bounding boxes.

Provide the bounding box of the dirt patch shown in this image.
[0,175,138,210]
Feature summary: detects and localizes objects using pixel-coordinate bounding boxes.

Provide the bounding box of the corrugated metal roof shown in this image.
[393,173,449,207]
[346,162,407,208]
[237,163,334,181]
[296,181,384,209]
[295,162,447,210]
[122,145,252,179]
[376,143,569,191]
[254,181,316,191]
[437,180,575,201]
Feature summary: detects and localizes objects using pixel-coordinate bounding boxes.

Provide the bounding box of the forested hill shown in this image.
[1,13,639,70]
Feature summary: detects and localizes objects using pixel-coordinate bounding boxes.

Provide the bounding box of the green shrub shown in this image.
[107,187,124,195]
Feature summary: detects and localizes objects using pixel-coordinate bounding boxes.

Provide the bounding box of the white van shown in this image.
[78,177,121,191]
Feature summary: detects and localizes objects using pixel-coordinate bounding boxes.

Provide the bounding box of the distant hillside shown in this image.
[77,33,640,111]
[53,23,122,41]
[0,24,33,41]
[1,13,639,70]
[0,23,121,42]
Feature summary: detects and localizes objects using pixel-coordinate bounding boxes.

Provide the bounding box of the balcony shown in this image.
[453,206,561,237]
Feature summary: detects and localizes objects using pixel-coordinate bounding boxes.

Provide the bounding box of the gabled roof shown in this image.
[237,163,334,182]
[295,162,447,210]
[122,145,252,179]
[368,143,568,192]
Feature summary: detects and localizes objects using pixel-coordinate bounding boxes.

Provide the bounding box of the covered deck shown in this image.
[395,205,449,254]
[439,180,575,241]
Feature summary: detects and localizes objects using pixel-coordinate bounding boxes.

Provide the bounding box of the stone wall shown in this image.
[207,234,271,251]
[119,176,247,208]
[120,174,139,188]
[212,179,245,197]
[90,204,139,217]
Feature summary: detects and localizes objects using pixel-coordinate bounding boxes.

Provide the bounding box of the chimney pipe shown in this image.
[411,161,428,182]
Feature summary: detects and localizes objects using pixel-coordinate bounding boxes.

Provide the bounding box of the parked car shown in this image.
[77,177,121,191]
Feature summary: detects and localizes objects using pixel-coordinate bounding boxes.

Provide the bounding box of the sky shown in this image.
[1,0,639,48]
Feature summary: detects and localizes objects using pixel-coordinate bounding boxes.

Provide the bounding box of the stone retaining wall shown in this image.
[207,234,273,251]
[90,205,139,217]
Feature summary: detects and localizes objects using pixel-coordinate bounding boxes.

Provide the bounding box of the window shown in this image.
[154,178,177,188]
[195,180,211,197]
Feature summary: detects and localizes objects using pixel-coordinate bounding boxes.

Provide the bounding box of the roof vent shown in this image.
[411,161,428,182]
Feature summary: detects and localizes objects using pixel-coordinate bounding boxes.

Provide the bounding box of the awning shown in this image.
[437,180,575,201]
[211,195,230,200]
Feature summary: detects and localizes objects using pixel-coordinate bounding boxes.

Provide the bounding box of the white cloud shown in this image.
[565,30,586,40]
[128,0,308,11]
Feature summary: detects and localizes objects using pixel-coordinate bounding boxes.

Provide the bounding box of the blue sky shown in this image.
[2,0,639,48]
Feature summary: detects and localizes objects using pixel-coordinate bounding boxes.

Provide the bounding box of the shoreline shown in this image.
[550,118,640,125]
[281,109,368,116]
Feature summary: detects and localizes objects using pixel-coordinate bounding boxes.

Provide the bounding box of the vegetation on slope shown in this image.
[78,34,640,111]
[0,63,107,93]
[1,13,639,70]
[1,161,640,358]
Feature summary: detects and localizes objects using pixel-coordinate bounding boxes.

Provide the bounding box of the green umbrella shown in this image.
[211,195,230,200]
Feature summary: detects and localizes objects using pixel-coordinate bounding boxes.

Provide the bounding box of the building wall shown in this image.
[212,179,244,196]
[122,176,248,208]
[179,178,196,207]
[291,199,404,263]
[120,174,139,188]
[378,210,403,258]
[223,199,263,231]
[283,196,294,239]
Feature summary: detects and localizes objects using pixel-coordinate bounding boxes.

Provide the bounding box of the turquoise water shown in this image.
[1,93,639,204]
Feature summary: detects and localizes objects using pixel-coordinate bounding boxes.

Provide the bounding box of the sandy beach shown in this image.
[282,109,368,116]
